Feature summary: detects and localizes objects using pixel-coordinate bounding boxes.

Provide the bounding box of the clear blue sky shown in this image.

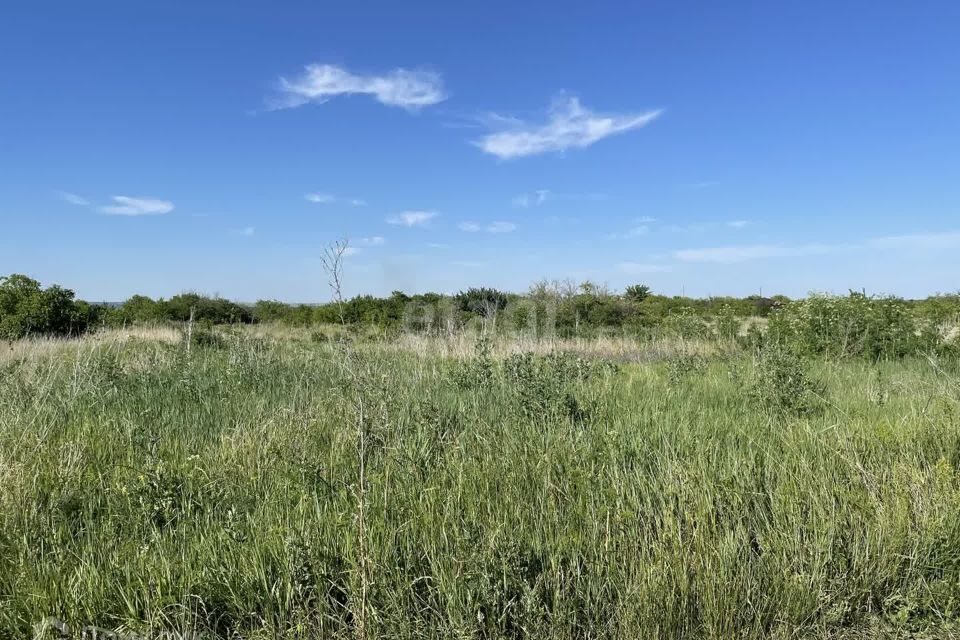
[2,0,958,301]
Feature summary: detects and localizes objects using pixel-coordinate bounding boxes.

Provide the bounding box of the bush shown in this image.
[455,287,510,323]
[0,274,94,339]
[750,346,825,416]
[186,324,227,350]
[666,353,707,386]
[624,284,652,303]
[768,293,930,359]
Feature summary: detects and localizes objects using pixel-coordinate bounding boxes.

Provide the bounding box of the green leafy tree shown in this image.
[624,284,652,303]
[0,274,92,339]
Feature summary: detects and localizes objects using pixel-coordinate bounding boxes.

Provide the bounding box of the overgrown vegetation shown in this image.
[2,328,959,638]
[0,274,102,339]
[3,272,960,638]
[5,273,960,361]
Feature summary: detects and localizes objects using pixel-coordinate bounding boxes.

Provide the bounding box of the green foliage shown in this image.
[624,283,652,302]
[750,345,826,416]
[2,333,960,638]
[451,335,494,388]
[166,293,252,324]
[454,287,510,319]
[0,274,98,339]
[712,304,740,340]
[665,353,708,386]
[187,325,227,350]
[663,310,710,339]
[768,292,947,359]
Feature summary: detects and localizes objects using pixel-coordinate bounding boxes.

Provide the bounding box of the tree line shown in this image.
[3,273,959,358]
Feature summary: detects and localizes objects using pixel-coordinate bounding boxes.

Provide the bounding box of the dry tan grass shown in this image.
[382,332,720,362]
[3,322,723,367]
[0,325,181,364]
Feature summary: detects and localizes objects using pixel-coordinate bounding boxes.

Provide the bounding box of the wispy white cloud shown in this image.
[674,230,960,264]
[342,246,361,257]
[459,221,517,233]
[668,219,751,233]
[233,226,255,237]
[475,96,663,160]
[58,191,89,206]
[512,189,551,208]
[274,64,446,111]
[608,225,650,239]
[387,210,437,227]
[99,196,174,216]
[636,216,657,224]
[618,262,672,274]
[487,221,516,233]
[305,192,366,206]
[358,236,385,246]
[867,231,960,250]
[674,243,840,264]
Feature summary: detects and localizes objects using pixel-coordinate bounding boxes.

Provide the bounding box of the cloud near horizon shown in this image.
[475,96,663,160]
[275,64,446,111]
[673,231,960,263]
[99,196,174,216]
[618,262,672,275]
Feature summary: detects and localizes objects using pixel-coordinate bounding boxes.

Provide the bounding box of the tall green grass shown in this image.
[1,333,959,638]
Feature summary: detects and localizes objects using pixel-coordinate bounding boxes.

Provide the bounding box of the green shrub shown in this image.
[186,325,227,350]
[665,353,708,386]
[750,346,825,416]
[768,293,930,359]
[0,274,94,339]
[624,284,652,303]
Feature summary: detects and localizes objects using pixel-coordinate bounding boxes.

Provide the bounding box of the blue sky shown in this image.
[2,0,958,301]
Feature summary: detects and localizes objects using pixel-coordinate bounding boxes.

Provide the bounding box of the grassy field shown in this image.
[2,327,960,639]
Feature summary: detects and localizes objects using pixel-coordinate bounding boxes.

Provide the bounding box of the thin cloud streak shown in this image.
[58,192,89,206]
[674,231,960,264]
[459,221,517,233]
[387,211,437,227]
[99,196,174,216]
[619,262,672,274]
[305,192,366,206]
[475,96,663,159]
[274,63,446,111]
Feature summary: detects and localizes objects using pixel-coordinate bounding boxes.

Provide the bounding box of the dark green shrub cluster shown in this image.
[768,292,953,359]
[749,346,826,416]
[190,328,227,350]
[454,342,618,424]
[118,292,252,325]
[0,274,104,339]
[665,353,708,386]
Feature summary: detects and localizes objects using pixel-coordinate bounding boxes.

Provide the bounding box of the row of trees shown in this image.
[0,275,101,340]
[0,274,785,339]
[3,273,959,359]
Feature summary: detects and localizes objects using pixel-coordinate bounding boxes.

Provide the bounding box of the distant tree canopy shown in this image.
[454,287,511,320]
[4,272,960,359]
[0,274,101,340]
[624,284,652,303]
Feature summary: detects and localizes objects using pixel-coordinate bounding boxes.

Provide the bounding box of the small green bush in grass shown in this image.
[750,345,826,416]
